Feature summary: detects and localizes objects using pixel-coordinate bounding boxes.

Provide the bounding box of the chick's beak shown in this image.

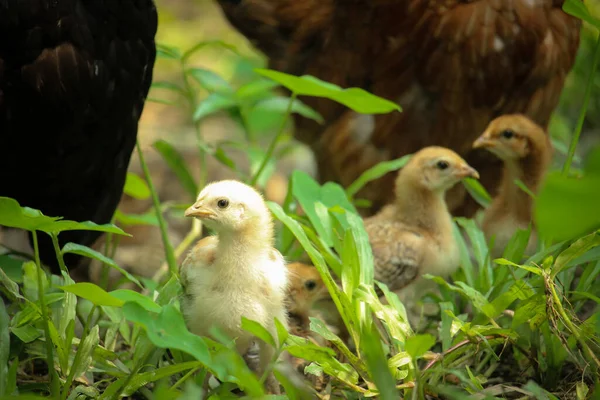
[455,164,480,180]
[473,135,495,149]
[184,202,215,219]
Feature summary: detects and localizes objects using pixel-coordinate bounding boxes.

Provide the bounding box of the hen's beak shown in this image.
[473,135,496,149]
[184,202,215,219]
[455,165,480,180]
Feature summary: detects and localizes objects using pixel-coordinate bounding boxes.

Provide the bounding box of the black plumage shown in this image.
[0,0,158,272]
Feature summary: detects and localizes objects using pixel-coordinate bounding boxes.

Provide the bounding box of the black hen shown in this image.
[0,0,158,273]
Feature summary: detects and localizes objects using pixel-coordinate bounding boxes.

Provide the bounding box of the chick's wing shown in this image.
[365,219,424,292]
[179,236,219,289]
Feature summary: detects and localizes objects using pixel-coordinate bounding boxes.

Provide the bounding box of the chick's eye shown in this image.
[501,129,514,139]
[436,160,449,170]
[304,280,317,291]
[217,199,229,209]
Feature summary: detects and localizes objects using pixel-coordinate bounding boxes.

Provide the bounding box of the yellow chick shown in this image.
[285,262,328,335]
[364,146,480,293]
[473,114,552,257]
[179,180,288,394]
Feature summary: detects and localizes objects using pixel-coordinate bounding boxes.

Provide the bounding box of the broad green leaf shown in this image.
[0,197,128,235]
[439,302,454,351]
[360,323,399,399]
[563,0,600,28]
[69,325,99,380]
[502,226,533,262]
[462,177,492,208]
[309,317,367,378]
[114,209,159,226]
[405,334,436,360]
[192,93,237,121]
[156,43,182,60]
[122,361,202,396]
[274,318,289,348]
[60,283,124,307]
[58,272,77,338]
[535,148,600,241]
[0,298,8,396]
[0,267,22,301]
[513,294,546,330]
[240,317,275,347]
[252,96,324,124]
[236,79,279,101]
[552,231,600,278]
[123,172,151,200]
[494,258,543,276]
[61,243,142,288]
[285,342,359,385]
[109,290,161,313]
[0,256,23,284]
[122,303,214,371]
[153,139,198,200]
[346,155,411,198]
[255,69,401,114]
[150,81,186,95]
[9,325,40,343]
[485,280,534,319]
[187,68,233,94]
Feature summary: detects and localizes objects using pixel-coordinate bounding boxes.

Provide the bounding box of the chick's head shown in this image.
[397,146,479,193]
[184,180,271,233]
[286,262,328,316]
[473,114,550,161]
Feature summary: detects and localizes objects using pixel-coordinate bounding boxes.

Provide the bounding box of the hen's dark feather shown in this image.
[216,0,581,216]
[0,0,158,272]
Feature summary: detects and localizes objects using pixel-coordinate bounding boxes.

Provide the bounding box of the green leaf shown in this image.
[10,325,40,343]
[274,318,289,348]
[514,179,536,199]
[192,93,237,121]
[285,342,359,386]
[462,178,492,208]
[69,325,99,380]
[236,79,279,101]
[535,152,600,241]
[346,155,411,198]
[150,81,186,95]
[240,317,275,347]
[188,68,233,94]
[360,324,399,399]
[552,231,600,278]
[114,209,159,226]
[0,197,129,235]
[562,0,600,28]
[122,361,203,396]
[156,43,182,60]
[513,294,546,330]
[439,302,454,351]
[122,303,214,370]
[109,290,162,313]
[61,243,142,288]
[255,69,402,114]
[494,258,543,276]
[59,283,124,307]
[123,172,151,200]
[0,298,9,396]
[405,334,436,360]
[0,256,24,284]
[0,267,22,301]
[153,139,198,200]
[252,96,324,124]
[182,40,240,61]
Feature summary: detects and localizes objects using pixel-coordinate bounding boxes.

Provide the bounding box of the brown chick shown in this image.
[364,146,479,294]
[473,114,552,257]
[285,262,328,336]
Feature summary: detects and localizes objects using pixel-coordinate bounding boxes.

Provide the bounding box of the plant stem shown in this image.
[32,231,59,397]
[50,234,68,276]
[136,140,178,275]
[562,32,600,175]
[151,218,202,283]
[250,93,297,186]
[546,273,600,369]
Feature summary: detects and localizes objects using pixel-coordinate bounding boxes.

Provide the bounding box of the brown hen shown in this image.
[215,0,580,216]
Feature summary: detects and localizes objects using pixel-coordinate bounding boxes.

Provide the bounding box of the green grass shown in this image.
[2,2,600,398]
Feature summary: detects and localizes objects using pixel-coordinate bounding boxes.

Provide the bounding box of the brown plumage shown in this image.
[364,147,479,293]
[473,114,553,257]
[216,0,580,217]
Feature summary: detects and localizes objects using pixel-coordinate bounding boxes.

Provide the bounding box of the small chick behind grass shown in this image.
[364,146,479,321]
[179,180,288,394]
[285,262,328,336]
[473,114,552,257]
